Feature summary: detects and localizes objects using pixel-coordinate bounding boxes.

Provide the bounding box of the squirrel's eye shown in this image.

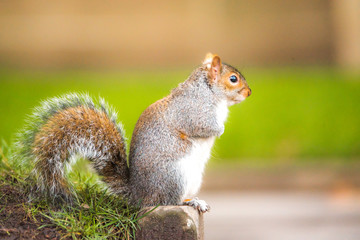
[229,75,238,83]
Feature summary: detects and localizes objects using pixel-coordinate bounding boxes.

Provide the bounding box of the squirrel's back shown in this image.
[15,93,129,203]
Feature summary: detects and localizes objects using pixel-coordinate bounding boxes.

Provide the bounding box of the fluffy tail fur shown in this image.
[14,93,129,203]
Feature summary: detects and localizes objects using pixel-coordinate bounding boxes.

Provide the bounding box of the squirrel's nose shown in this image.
[242,88,251,98]
[247,88,252,97]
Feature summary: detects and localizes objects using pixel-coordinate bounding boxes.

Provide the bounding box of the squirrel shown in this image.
[15,53,251,213]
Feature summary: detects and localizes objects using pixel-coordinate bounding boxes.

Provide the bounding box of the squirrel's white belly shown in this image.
[179,100,228,200]
[179,136,215,199]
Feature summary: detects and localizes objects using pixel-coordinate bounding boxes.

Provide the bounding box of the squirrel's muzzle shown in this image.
[241,88,252,98]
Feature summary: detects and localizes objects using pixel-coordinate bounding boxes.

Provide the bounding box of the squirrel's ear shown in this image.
[203,53,222,82]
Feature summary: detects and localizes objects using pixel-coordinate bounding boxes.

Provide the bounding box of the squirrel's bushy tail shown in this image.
[14,93,129,203]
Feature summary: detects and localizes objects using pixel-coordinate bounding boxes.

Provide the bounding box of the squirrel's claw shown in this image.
[183,197,210,213]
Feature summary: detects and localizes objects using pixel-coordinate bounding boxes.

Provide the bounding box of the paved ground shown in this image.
[200,191,360,240]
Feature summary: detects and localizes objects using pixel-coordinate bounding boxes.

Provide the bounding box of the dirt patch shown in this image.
[0,183,68,240]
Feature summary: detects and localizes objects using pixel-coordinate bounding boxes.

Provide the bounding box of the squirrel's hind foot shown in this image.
[183,197,210,213]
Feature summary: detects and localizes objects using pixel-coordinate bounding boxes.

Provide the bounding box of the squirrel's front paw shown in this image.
[183,197,210,213]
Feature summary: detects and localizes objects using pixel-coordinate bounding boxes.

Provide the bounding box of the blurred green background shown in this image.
[0,0,359,165]
[1,67,359,163]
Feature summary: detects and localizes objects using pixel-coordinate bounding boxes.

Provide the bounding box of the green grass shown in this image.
[41,187,140,239]
[0,142,144,239]
[0,67,359,163]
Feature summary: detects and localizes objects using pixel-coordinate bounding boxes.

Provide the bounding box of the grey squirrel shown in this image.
[15,53,251,213]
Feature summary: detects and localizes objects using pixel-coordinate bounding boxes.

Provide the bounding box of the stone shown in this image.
[136,206,204,240]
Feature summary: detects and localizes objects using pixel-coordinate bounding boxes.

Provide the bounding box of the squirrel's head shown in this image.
[203,53,251,105]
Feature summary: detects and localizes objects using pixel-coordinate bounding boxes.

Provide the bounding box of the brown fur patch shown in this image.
[241,88,252,97]
[220,72,244,91]
[33,106,128,195]
[179,132,187,140]
[34,106,125,158]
